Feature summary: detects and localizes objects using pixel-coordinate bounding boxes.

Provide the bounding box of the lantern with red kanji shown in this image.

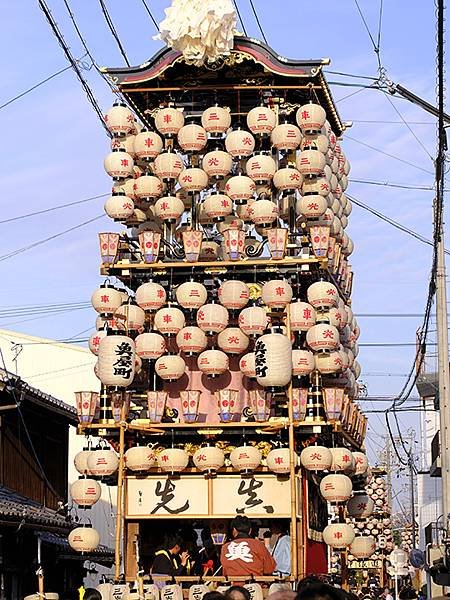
[133,174,164,201]
[353,451,369,476]
[104,192,135,221]
[203,193,233,221]
[271,122,302,150]
[249,199,279,226]
[125,446,156,471]
[176,326,208,355]
[320,473,353,503]
[88,331,106,356]
[201,106,231,133]
[322,523,355,549]
[70,478,101,508]
[217,327,249,354]
[105,102,135,136]
[114,303,146,333]
[246,154,277,183]
[307,281,339,309]
[74,449,92,475]
[197,349,229,376]
[225,128,255,158]
[135,281,166,311]
[347,493,374,519]
[104,148,134,180]
[135,332,166,360]
[300,445,332,471]
[155,355,186,381]
[154,306,185,335]
[247,105,277,134]
[178,123,208,152]
[273,167,303,192]
[239,352,256,378]
[266,448,292,474]
[154,151,184,181]
[197,303,229,334]
[154,196,185,223]
[261,279,293,309]
[296,103,327,133]
[87,447,119,477]
[154,107,185,136]
[225,175,256,203]
[296,149,326,177]
[297,194,327,219]
[134,130,163,160]
[157,448,189,473]
[230,445,262,472]
[176,281,208,310]
[306,323,340,352]
[178,168,208,192]
[91,285,123,315]
[202,150,232,179]
[289,302,316,332]
[292,349,315,377]
[315,351,343,374]
[238,306,268,337]
[218,280,249,310]
[193,446,225,473]
[330,447,355,472]
[68,525,100,553]
[349,536,376,559]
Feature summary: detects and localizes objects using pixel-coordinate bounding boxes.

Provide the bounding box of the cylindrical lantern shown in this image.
[218,280,249,310]
[70,478,101,508]
[74,449,92,475]
[197,349,229,376]
[155,355,186,381]
[247,106,277,134]
[87,448,119,477]
[307,281,339,309]
[135,332,166,360]
[239,352,256,378]
[225,129,255,158]
[250,199,279,226]
[177,123,207,152]
[154,306,185,335]
[217,327,249,354]
[91,286,123,315]
[105,102,135,136]
[273,167,303,191]
[296,149,326,177]
[225,175,256,203]
[322,524,355,549]
[201,105,231,133]
[154,151,184,180]
[349,536,376,559]
[230,445,262,472]
[315,351,343,374]
[114,303,146,333]
[296,103,327,133]
[125,446,156,471]
[266,448,292,474]
[300,446,332,471]
[255,332,292,388]
[222,228,246,260]
[176,281,208,309]
[154,107,185,136]
[176,326,208,354]
[197,303,229,333]
[353,452,369,476]
[261,279,293,309]
[104,193,135,221]
[347,494,374,519]
[193,446,225,473]
[134,174,164,201]
[135,281,166,311]
[134,130,163,160]
[271,123,302,150]
[203,193,233,221]
[154,196,185,223]
[238,306,267,337]
[178,168,209,192]
[330,447,354,471]
[292,349,315,377]
[97,335,135,387]
[104,149,134,180]
[68,526,100,553]
[246,154,277,182]
[157,448,189,473]
[289,302,316,332]
[202,150,232,178]
[320,473,353,503]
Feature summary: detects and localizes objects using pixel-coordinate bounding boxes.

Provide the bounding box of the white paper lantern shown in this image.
[246,154,277,182]
[353,452,369,476]
[135,282,166,311]
[218,280,250,310]
[315,351,343,374]
[271,123,302,150]
[154,151,184,180]
[306,323,339,352]
[292,349,315,377]
[300,446,332,471]
[261,279,293,309]
[157,448,189,472]
[225,129,255,157]
[230,445,262,471]
[154,307,185,335]
[178,168,208,192]
[273,167,303,191]
[255,332,292,388]
[203,193,233,221]
[301,133,330,155]
[320,473,353,503]
[266,448,292,474]
[155,107,185,136]
[104,149,134,180]
[176,326,208,354]
[197,303,229,333]
[202,150,232,178]
[197,349,229,376]
[88,330,107,355]
[289,302,316,332]
[104,192,135,220]
[296,103,327,133]
[68,526,100,553]
[134,174,164,201]
[296,149,326,177]
[297,195,327,219]
[347,494,374,519]
[87,448,119,476]
[135,332,166,360]
[225,175,256,202]
[154,196,185,222]
[125,446,156,471]
[70,478,101,507]
[247,106,277,134]
[217,327,249,354]
[155,355,186,381]
[302,177,331,196]
[193,446,225,472]
[250,199,279,226]
[114,304,146,332]
[238,306,268,337]
[201,106,231,133]
[91,286,123,314]
[134,130,163,160]
[105,102,135,136]
[330,447,354,471]
[97,335,135,387]
[307,281,339,309]
[239,352,256,378]
[178,123,207,152]
[176,281,208,309]
[74,450,92,475]
[349,536,376,559]
[322,523,355,549]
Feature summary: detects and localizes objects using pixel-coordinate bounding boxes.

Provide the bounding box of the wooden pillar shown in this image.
[125,522,139,581]
[114,400,127,581]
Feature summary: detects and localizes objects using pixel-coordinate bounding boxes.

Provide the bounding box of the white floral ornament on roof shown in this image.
[156,0,240,66]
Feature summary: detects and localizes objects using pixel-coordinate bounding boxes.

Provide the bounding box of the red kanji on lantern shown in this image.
[163,314,172,323]
[163,114,172,123]
[323,329,335,339]
[121,159,129,166]
[100,295,109,303]
[144,138,154,147]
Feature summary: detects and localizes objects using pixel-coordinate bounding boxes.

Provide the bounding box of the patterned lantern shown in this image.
[115,303,146,333]
[320,474,353,503]
[193,446,225,472]
[75,391,99,424]
[134,174,164,201]
[218,280,249,310]
[225,175,256,203]
[247,106,277,134]
[74,449,92,475]
[323,387,345,420]
[239,352,256,378]
[135,281,166,311]
[292,388,308,421]
[134,130,163,160]
[155,355,186,381]
[249,199,278,226]
[306,323,339,352]
[197,303,228,333]
[154,306,185,335]
[95,314,119,331]
[347,494,374,519]
[68,526,100,553]
[297,195,327,219]
[273,167,303,191]
[301,133,329,155]
[97,335,135,387]
[154,107,185,136]
[217,215,244,233]
[230,445,262,472]
[215,389,238,422]
[203,193,233,221]
[104,149,134,180]
[182,230,203,262]
[255,332,292,388]
[176,326,207,354]
[349,536,376,559]
[307,281,339,309]
[222,229,246,261]
[154,196,185,223]
[99,232,120,265]
[125,446,156,471]
[176,281,208,309]
[154,151,184,181]
[105,102,135,136]
[178,123,207,152]
[91,285,123,314]
[289,302,316,332]
[199,240,220,261]
[267,228,288,260]
[261,279,293,309]
[292,349,315,377]
[315,351,343,374]
[157,448,189,473]
[88,331,106,356]
[147,391,167,423]
[296,150,326,177]
[271,123,302,150]
[135,332,166,360]
[330,447,354,471]
[87,448,119,476]
[322,524,355,549]
[197,349,229,376]
[246,154,276,182]
[138,231,161,264]
[180,390,201,423]
[248,388,271,421]
[70,478,101,508]
[203,150,232,178]
[217,327,249,354]
[225,129,255,158]
[296,103,327,133]
[201,105,231,133]
[300,445,332,470]
[266,448,292,474]
[104,193,134,221]
[178,168,208,192]
[353,452,369,476]
[302,177,331,197]
[238,306,267,337]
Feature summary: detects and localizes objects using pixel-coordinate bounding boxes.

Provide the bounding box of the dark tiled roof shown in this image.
[0,485,69,530]
[0,368,77,424]
[37,531,114,565]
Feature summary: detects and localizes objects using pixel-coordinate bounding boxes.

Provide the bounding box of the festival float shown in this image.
[70,0,377,595]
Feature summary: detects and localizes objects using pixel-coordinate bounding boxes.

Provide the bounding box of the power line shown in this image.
[248,0,268,44]
[324,70,378,81]
[353,0,382,71]
[138,0,159,30]
[97,0,130,66]
[232,0,248,36]
[349,178,444,191]
[351,119,435,125]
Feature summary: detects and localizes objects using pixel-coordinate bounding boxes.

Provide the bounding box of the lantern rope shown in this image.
[97,0,131,67]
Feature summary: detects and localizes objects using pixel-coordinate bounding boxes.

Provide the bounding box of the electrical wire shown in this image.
[97,0,131,67]
[324,70,379,81]
[232,0,247,36]
[349,178,444,191]
[248,0,268,44]
[138,0,159,30]
[351,119,435,125]
[353,0,382,71]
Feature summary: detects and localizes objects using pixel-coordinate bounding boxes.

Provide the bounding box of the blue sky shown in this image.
[0,0,445,466]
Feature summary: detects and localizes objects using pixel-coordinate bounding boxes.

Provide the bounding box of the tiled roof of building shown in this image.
[37,531,114,565]
[0,485,69,530]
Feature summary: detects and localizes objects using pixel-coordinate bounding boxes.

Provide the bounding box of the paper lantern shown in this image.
[176,326,207,354]
[255,332,292,388]
[75,391,99,424]
[176,281,208,310]
[134,174,164,201]
[239,352,256,378]
[201,105,231,133]
[155,355,186,381]
[330,447,354,471]
[154,151,184,180]
[296,149,326,177]
[247,106,277,134]
[74,450,92,475]
[154,196,185,222]
[297,195,327,219]
[246,154,276,182]
[238,306,267,337]
[147,391,167,423]
[350,536,376,559]
[105,102,135,136]
[125,446,156,471]
[134,130,163,160]
[347,494,374,519]
[203,193,233,221]
[115,303,146,333]
[70,478,101,508]
[202,150,232,178]
[296,103,327,133]
[249,199,278,226]
[87,448,119,477]
[155,107,184,136]
[271,123,302,150]
[322,524,355,549]
[301,133,330,155]
[157,448,189,473]
[104,149,134,180]
[247,388,270,421]
[104,192,134,221]
[218,280,249,310]
[98,232,120,266]
[138,231,161,264]
[68,526,100,553]
[97,335,135,387]
[225,175,256,203]
[315,351,343,374]
[135,332,166,360]
[261,279,293,309]
[217,327,249,354]
[302,177,331,197]
[353,452,369,476]
[306,323,339,352]
[197,303,229,333]
[197,349,229,376]
[267,228,288,260]
[222,229,246,260]
[182,230,203,262]
[91,286,123,314]
[322,387,345,420]
[273,167,303,191]
[135,281,166,311]
[215,389,238,422]
[289,302,316,332]
[300,446,332,471]
[199,240,220,261]
[217,215,244,233]
[230,445,262,472]
[178,123,207,152]
[266,448,292,474]
[193,446,225,472]
[225,129,255,158]
[307,281,339,309]
[292,388,308,421]
[292,349,315,377]
[178,168,208,192]
[88,331,106,356]
[154,306,185,335]
[320,474,353,503]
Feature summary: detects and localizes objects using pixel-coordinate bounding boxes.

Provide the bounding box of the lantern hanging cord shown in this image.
[97,0,131,67]
[248,0,268,45]
[37,0,111,137]
[232,0,248,36]
[138,0,160,31]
